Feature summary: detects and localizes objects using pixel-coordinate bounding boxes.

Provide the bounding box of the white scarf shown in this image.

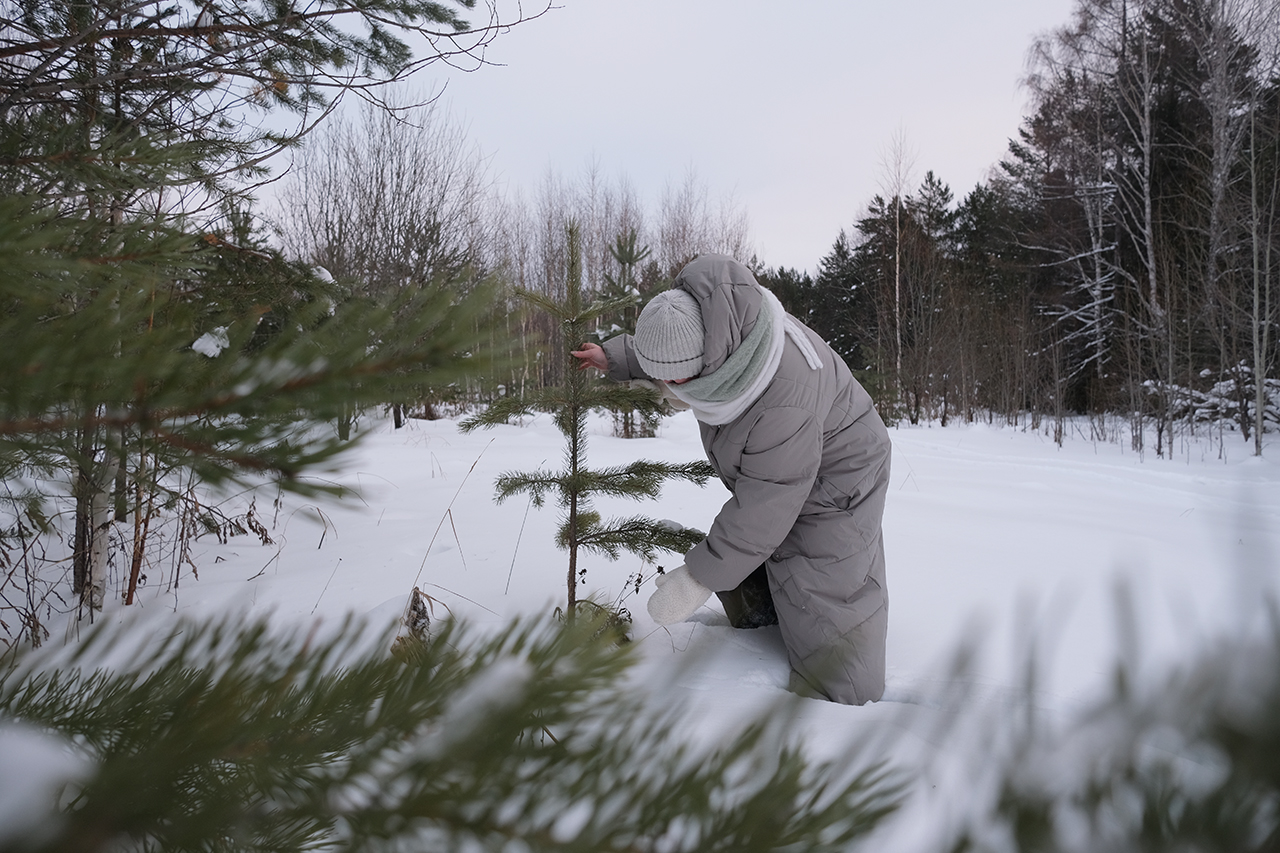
[667,287,823,425]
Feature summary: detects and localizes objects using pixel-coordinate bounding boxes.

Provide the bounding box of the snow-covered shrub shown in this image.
[1145,370,1280,433]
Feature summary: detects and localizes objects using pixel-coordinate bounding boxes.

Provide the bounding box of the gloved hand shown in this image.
[647,565,712,625]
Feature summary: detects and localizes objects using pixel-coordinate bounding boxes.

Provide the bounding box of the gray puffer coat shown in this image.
[602,255,890,705]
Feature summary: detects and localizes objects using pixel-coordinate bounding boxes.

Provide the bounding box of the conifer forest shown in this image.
[764,0,1280,454]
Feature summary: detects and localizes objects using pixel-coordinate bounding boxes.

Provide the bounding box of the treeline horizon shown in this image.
[273,0,1279,457]
[763,0,1279,457]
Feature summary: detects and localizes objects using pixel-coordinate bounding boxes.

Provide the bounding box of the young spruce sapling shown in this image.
[460,223,713,623]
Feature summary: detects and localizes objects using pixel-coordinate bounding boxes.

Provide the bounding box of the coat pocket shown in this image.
[809,475,854,513]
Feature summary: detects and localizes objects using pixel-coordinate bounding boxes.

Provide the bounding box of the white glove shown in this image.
[647,565,712,625]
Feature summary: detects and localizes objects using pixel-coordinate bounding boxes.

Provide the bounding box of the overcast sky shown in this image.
[432,1,1079,273]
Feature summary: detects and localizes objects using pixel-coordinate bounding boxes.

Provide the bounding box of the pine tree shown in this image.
[0,125,499,638]
[0,1,538,205]
[0,0,530,628]
[460,223,714,622]
[0,611,902,852]
[0,187,497,522]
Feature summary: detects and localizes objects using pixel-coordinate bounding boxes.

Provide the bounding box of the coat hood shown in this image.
[673,255,763,376]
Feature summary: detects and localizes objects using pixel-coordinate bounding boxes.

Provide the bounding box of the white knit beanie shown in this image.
[633,290,705,381]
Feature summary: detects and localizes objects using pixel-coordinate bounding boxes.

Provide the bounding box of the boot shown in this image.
[714,563,778,629]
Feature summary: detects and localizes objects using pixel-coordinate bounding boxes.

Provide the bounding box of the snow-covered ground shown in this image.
[90,409,1280,845]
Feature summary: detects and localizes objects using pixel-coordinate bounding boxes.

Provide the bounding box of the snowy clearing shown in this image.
[69,409,1280,847]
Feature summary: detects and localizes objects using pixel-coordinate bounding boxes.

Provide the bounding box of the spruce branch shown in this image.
[493,470,562,507]
[574,516,706,561]
[457,396,538,431]
[457,386,569,432]
[579,461,717,500]
[556,509,603,552]
[460,384,660,430]
[575,381,666,415]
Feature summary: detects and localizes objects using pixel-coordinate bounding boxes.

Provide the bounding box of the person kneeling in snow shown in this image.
[571,255,891,705]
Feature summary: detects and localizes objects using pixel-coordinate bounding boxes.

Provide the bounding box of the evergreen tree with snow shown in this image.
[0,612,902,852]
[0,0,525,630]
[461,223,713,622]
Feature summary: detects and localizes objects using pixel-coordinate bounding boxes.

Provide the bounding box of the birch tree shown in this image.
[277,99,495,297]
[657,167,753,277]
[1245,33,1280,454]
[877,130,917,399]
[275,98,500,427]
